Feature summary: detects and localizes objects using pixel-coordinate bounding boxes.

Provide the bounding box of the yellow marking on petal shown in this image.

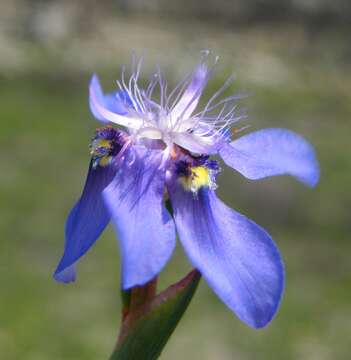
[179,166,211,193]
[90,139,112,155]
[99,139,112,148]
[90,138,114,168]
[98,156,112,167]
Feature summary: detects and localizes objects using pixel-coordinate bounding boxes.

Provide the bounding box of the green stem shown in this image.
[119,277,158,335]
[110,270,201,360]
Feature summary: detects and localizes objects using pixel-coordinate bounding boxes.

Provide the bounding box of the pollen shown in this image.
[180,166,213,193]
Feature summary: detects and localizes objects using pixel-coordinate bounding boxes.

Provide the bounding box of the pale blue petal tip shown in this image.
[54,265,76,284]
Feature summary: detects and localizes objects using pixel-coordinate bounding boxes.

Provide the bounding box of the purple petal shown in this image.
[171,132,219,155]
[104,92,131,115]
[220,128,320,187]
[89,75,125,120]
[54,162,114,283]
[103,149,176,289]
[169,186,284,328]
[89,75,142,129]
[171,64,210,120]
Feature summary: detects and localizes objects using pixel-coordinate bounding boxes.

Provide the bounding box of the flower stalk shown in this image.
[111,270,201,360]
[119,277,158,336]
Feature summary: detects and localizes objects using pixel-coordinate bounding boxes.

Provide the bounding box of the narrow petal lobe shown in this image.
[171,64,210,121]
[220,128,320,187]
[171,132,219,155]
[89,75,142,129]
[103,149,176,289]
[54,162,115,283]
[169,186,284,328]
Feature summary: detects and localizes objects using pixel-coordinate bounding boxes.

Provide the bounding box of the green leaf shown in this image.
[110,270,201,360]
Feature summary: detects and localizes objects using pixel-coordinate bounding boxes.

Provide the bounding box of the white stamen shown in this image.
[95,54,245,154]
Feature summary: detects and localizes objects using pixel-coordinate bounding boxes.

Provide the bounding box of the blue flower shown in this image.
[54,54,319,328]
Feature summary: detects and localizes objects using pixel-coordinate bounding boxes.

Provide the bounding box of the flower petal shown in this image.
[171,131,219,155]
[169,186,284,328]
[219,128,320,187]
[171,64,210,120]
[89,75,142,129]
[54,162,114,283]
[103,149,176,289]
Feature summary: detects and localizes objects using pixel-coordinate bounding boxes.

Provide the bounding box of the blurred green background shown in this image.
[1,1,350,359]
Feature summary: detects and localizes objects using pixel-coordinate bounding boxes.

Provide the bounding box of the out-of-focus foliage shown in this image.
[0,1,350,359]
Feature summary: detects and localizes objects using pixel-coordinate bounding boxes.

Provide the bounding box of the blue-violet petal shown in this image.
[220,128,320,187]
[54,162,114,283]
[169,186,284,328]
[103,149,176,289]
